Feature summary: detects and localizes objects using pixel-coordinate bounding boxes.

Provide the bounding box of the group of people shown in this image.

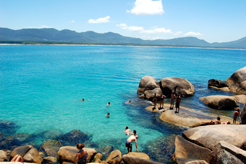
[210,106,243,125]
[124,126,139,152]
[74,126,139,164]
[152,92,181,113]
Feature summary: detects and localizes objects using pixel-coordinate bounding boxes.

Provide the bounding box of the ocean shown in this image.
[0,45,246,162]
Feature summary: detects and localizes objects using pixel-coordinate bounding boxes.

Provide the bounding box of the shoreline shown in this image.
[0,43,246,50]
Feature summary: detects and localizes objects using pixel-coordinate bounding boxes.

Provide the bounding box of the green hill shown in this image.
[0,27,245,48]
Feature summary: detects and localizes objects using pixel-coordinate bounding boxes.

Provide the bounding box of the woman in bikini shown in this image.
[76,143,88,164]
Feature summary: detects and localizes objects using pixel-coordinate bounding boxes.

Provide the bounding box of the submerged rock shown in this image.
[160,77,195,97]
[199,95,238,110]
[58,130,91,146]
[141,135,176,163]
[0,120,19,135]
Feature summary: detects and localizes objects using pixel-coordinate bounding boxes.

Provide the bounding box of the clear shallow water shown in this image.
[0,45,246,161]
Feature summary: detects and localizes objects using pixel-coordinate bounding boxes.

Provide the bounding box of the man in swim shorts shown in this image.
[170,92,176,109]
[125,130,139,152]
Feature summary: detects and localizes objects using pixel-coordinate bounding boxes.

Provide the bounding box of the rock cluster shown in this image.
[138,76,195,99]
[209,66,246,95]
[172,125,246,164]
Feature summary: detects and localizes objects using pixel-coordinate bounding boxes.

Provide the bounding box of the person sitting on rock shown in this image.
[233,107,240,124]
[222,121,231,124]
[210,117,221,124]
[76,143,88,164]
[11,154,23,163]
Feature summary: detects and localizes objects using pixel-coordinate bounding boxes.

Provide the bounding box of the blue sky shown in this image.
[0,0,245,43]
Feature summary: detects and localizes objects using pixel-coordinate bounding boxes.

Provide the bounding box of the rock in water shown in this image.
[137,76,160,94]
[160,77,195,97]
[199,95,238,110]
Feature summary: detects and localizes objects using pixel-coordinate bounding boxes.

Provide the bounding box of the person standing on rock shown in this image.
[170,92,176,109]
[152,93,157,110]
[159,94,166,109]
[175,94,181,113]
[125,130,139,152]
[233,107,240,124]
[76,143,88,164]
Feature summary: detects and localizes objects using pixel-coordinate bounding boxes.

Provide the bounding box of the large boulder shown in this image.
[137,76,160,94]
[173,135,212,164]
[226,66,246,85]
[182,125,246,150]
[232,95,246,104]
[241,104,246,124]
[10,145,43,164]
[160,77,195,97]
[58,146,96,163]
[40,140,63,158]
[158,106,232,127]
[105,150,122,164]
[208,79,230,88]
[226,66,246,94]
[237,81,246,95]
[199,95,238,110]
[213,141,246,164]
[144,88,162,100]
[122,154,163,164]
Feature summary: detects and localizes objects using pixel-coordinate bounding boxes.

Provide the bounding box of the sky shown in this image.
[0,0,245,43]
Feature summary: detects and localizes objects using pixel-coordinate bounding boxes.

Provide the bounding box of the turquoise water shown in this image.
[0,45,246,161]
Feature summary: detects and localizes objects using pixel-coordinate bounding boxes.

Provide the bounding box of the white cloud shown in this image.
[117,23,143,31]
[127,0,164,15]
[116,23,128,29]
[141,28,172,34]
[117,23,172,34]
[184,31,202,36]
[88,16,110,24]
[175,31,182,35]
[27,25,52,29]
[128,26,144,31]
[70,20,75,23]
